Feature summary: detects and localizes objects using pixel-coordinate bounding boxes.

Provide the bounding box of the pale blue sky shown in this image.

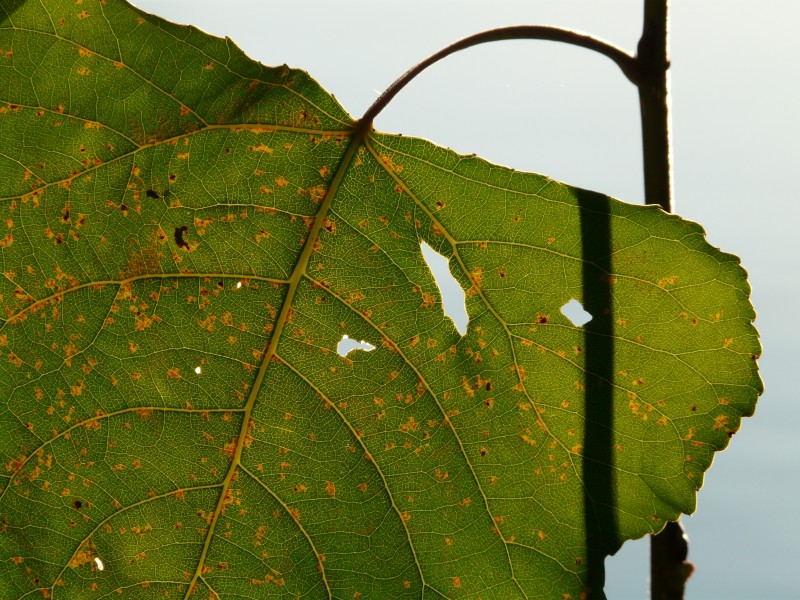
[132,2,799,597]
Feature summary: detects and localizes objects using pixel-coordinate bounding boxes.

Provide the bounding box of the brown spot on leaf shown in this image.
[174,226,189,249]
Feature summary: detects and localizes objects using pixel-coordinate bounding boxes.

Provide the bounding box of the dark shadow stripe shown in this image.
[577,189,618,598]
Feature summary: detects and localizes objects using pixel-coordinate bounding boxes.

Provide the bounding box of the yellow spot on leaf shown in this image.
[248,143,273,154]
[712,414,730,431]
[657,275,679,288]
[69,548,94,568]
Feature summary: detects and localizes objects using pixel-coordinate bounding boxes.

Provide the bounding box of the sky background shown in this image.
[131,2,799,597]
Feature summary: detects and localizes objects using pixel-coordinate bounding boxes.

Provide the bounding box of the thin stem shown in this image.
[640,1,690,596]
[638,0,673,212]
[356,25,639,133]
[651,521,694,599]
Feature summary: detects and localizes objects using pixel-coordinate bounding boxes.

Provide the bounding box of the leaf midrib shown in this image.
[182,132,361,599]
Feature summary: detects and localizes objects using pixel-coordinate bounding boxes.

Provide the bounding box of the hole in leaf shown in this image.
[194,366,202,375]
[561,299,592,327]
[236,281,242,289]
[419,242,468,335]
[145,189,160,199]
[336,335,376,357]
[94,556,104,571]
[72,499,83,510]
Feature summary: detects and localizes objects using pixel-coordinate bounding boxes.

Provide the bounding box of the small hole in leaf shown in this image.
[561,299,592,327]
[194,366,202,375]
[72,500,83,509]
[145,189,160,199]
[336,335,375,357]
[419,242,468,336]
[236,281,242,289]
[94,556,104,571]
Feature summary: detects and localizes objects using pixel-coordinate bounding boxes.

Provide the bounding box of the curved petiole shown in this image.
[357,25,640,132]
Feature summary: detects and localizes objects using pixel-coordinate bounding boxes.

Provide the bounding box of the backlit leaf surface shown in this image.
[0,2,761,598]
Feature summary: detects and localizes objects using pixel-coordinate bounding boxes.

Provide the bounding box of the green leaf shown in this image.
[0,1,761,598]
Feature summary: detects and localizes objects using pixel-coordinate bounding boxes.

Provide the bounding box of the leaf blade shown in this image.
[0,2,760,599]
